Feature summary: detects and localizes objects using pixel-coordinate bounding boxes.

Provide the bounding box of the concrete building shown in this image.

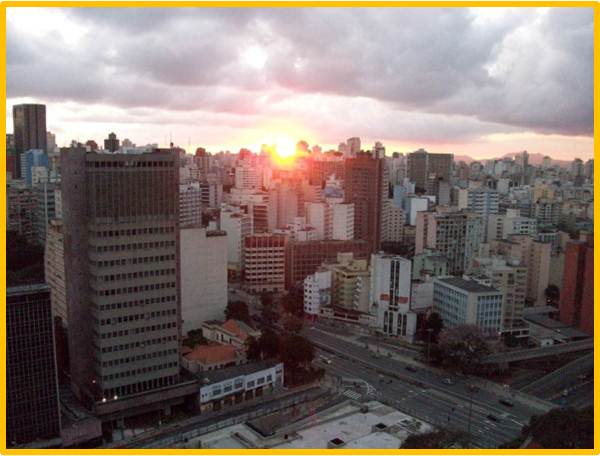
[509,235,551,306]
[415,209,484,275]
[103,132,120,152]
[33,181,57,246]
[411,249,448,280]
[182,343,245,373]
[179,182,202,227]
[345,153,388,253]
[407,149,452,194]
[487,208,537,242]
[61,148,183,404]
[303,269,332,317]
[196,361,284,413]
[44,219,66,324]
[382,202,405,243]
[243,234,286,293]
[7,284,61,447]
[7,180,36,243]
[467,188,499,241]
[220,206,252,278]
[201,319,261,349]
[13,104,47,179]
[20,149,49,187]
[324,253,370,313]
[369,253,415,341]
[234,164,264,190]
[533,198,561,227]
[180,228,228,334]
[285,239,370,290]
[433,277,503,336]
[305,201,355,241]
[471,257,527,330]
[560,234,593,335]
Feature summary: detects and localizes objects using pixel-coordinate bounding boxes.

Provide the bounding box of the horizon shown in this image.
[7,7,594,161]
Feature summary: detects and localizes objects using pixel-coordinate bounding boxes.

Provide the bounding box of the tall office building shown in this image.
[243,234,286,293]
[7,284,61,447]
[345,152,388,253]
[61,148,182,403]
[415,209,484,275]
[467,188,499,242]
[560,234,594,335]
[407,149,453,193]
[103,132,120,152]
[13,104,47,178]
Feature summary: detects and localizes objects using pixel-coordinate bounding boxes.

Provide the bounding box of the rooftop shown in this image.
[436,277,499,293]
[196,360,281,386]
[183,343,239,365]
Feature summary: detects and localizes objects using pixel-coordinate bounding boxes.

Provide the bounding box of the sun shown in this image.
[264,134,298,166]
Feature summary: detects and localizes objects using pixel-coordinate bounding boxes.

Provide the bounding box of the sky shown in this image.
[6,7,594,160]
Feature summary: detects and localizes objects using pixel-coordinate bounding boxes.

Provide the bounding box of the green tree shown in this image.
[260,292,274,308]
[433,325,491,374]
[225,300,250,323]
[419,312,444,343]
[261,305,280,328]
[245,335,262,361]
[282,286,304,317]
[281,335,315,371]
[283,315,304,334]
[522,407,593,448]
[258,329,281,359]
[183,329,208,348]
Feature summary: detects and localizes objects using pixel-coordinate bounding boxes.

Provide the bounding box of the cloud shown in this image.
[6,7,593,149]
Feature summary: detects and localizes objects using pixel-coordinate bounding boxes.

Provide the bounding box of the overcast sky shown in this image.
[7,7,594,159]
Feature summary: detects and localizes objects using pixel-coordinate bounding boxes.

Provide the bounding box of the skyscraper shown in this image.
[7,284,61,447]
[345,152,388,253]
[61,148,182,403]
[103,132,120,152]
[407,149,453,193]
[13,104,47,178]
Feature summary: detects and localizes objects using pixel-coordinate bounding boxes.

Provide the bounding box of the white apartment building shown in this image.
[467,187,499,242]
[433,277,503,337]
[305,201,355,241]
[487,208,537,242]
[180,182,202,227]
[369,253,416,341]
[44,219,66,324]
[303,269,332,316]
[220,206,252,275]
[382,202,405,243]
[180,228,228,334]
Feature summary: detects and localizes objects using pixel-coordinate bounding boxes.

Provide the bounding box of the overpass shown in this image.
[484,338,593,364]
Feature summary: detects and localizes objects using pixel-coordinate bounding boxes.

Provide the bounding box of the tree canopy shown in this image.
[225,300,251,323]
[431,325,492,374]
[401,430,468,449]
[523,407,593,449]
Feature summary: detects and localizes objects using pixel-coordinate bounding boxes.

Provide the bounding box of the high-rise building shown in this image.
[7,284,61,447]
[406,149,453,193]
[20,149,49,187]
[345,152,388,253]
[467,188,499,242]
[33,181,57,246]
[369,253,415,340]
[220,206,252,278]
[180,227,227,334]
[487,208,537,242]
[324,253,370,313]
[285,239,370,289]
[243,234,286,293]
[305,201,355,241]
[415,209,484,275]
[346,137,361,157]
[7,181,36,243]
[61,148,182,403]
[179,181,202,227]
[433,277,503,336]
[303,269,332,317]
[45,219,67,325]
[509,235,551,306]
[560,234,593,335]
[103,132,120,152]
[13,104,47,178]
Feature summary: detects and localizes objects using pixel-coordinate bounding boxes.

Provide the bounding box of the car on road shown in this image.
[467,384,480,393]
[577,373,589,381]
[486,414,500,422]
[442,378,454,385]
[405,365,418,373]
[562,389,569,397]
[499,398,514,407]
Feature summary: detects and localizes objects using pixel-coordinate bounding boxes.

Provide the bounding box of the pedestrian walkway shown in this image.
[343,389,362,401]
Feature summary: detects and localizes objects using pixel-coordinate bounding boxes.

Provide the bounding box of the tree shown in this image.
[282,286,304,317]
[258,329,281,360]
[260,292,274,308]
[432,325,492,374]
[419,312,444,343]
[281,335,315,371]
[245,335,262,361]
[544,285,560,306]
[521,407,593,449]
[283,315,304,334]
[225,301,250,323]
[261,305,280,328]
[183,329,208,348]
[401,430,468,449]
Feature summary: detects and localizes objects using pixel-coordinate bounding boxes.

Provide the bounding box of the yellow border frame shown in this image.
[1,1,598,455]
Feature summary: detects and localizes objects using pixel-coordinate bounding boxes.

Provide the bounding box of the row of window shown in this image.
[101,348,177,368]
[92,254,176,268]
[90,160,174,168]
[99,335,177,353]
[99,309,176,325]
[92,227,175,237]
[96,295,176,311]
[93,241,176,253]
[95,282,176,296]
[98,322,177,339]
[102,361,178,382]
[97,268,176,282]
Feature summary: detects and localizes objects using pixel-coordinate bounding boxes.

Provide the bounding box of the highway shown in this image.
[483,338,593,364]
[305,326,550,448]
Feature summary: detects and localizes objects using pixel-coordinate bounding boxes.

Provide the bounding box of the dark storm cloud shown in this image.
[7,7,593,138]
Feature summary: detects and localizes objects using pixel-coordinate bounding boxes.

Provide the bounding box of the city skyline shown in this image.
[7,7,594,160]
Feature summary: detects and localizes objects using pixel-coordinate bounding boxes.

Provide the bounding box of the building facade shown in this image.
[243,234,286,293]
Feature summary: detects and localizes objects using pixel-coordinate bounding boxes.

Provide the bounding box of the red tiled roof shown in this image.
[184,343,238,364]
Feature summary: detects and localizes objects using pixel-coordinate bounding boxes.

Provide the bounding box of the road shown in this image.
[305,326,549,448]
[483,338,593,364]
